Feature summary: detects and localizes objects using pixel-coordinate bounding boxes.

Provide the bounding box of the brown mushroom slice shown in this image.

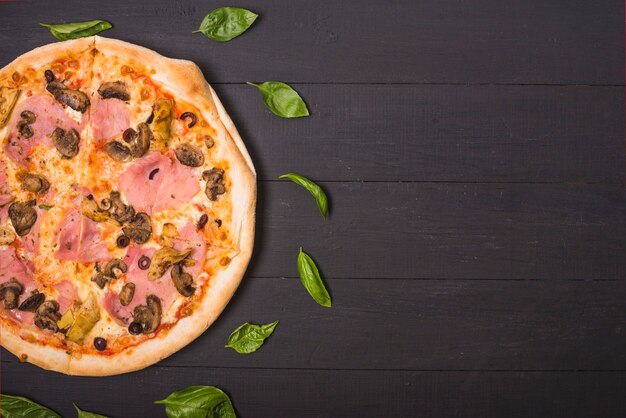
[91,272,110,289]
[151,98,174,148]
[0,226,16,246]
[133,294,162,333]
[0,278,24,309]
[34,300,61,332]
[51,87,90,113]
[20,110,36,124]
[175,143,205,167]
[103,258,128,278]
[0,87,20,128]
[119,283,136,306]
[202,168,227,201]
[19,173,50,194]
[105,141,132,162]
[51,127,80,158]
[8,201,37,236]
[108,191,135,224]
[97,81,130,101]
[171,263,195,297]
[17,119,34,138]
[129,123,152,158]
[122,212,152,244]
[18,292,45,312]
[147,247,193,281]
[45,81,65,95]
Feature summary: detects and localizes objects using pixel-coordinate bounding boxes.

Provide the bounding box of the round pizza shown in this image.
[0,36,256,375]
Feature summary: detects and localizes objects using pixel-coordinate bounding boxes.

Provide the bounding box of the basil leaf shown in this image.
[38,204,53,210]
[193,7,258,42]
[75,404,109,418]
[297,248,332,307]
[225,320,279,354]
[279,173,328,217]
[0,394,61,418]
[39,20,112,41]
[246,82,309,118]
[155,385,236,418]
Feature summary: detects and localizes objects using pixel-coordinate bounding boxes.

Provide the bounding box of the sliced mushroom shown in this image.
[19,173,50,194]
[108,191,135,224]
[202,168,226,201]
[17,120,34,138]
[0,226,16,246]
[8,200,37,236]
[147,247,193,281]
[97,81,130,101]
[132,294,162,333]
[34,300,61,332]
[45,81,65,95]
[171,263,195,297]
[51,87,90,113]
[91,272,110,289]
[0,278,24,309]
[119,283,135,306]
[81,196,109,222]
[0,86,20,128]
[18,292,45,312]
[122,212,152,244]
[103,258,128,278]
[129,123,152,158]
[20,110,36,124]
[51,127,80,158]
[175,143,204,167]
[104,141,131,162]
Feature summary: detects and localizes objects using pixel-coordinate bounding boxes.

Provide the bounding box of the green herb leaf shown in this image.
[246,82,309,118]
[297,248,331,307]
[0,394,61,418]
[39,20,112,41]
[279,173,328,217]
[225,320,279,354]
[38,204,53,210]
[155,385,236,418]
[193,7,258,42]
[75,404,109,418]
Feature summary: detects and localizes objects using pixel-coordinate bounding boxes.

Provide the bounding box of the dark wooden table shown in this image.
[1,1,625,417]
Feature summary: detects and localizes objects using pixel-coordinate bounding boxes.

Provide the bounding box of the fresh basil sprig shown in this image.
[75,404,109,418]
[225,320,279,354]
[297,248,331,307]
[0,394,61,418]
[194,7,258,42]
[155,385,236,418]
[279,173,328,217]
[39,20,112,41]
[247,82,309,118]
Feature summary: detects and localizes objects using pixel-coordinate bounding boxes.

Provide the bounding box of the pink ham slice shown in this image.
[54,280,77,314]
[119,151,200,215]
[20,205,45,260]
[174,221,207,278]
[103,246,178,325]
[0,159,13,206]
[55,208,110,263]
[5,94,83,166]
[91,97,129,144]
[0,246,37,324]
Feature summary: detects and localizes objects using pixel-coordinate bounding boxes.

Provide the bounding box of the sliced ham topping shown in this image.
[0,246,37,324]
[91,97,129,144]
[0,159,13,206]
[55,208,110,263]
[54,280,77,313]
[119,151,199,215]
[174,221,206,278]
[103,246,178,325]
[20,205,44,260]
[5,94,83,165]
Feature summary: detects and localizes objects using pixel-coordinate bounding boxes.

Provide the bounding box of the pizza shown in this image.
[0,36,256,375]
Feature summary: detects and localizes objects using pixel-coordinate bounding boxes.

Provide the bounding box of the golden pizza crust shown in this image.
[0,37,256,375]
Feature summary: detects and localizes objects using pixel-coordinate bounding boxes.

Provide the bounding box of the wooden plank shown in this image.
[0,0,622,84]
[4,364,626,417]
[247,182,626,280]
[212,84,625,183]
[4,279,626,370]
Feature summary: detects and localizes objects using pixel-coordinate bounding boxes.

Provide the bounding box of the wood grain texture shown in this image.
[6,278,626,371]
[0,0,622,84]
[4,363,626,418]
[248,182,625,280]
[213,84,625,183]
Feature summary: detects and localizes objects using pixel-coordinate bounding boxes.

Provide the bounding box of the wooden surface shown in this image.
[1,1,624,417]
